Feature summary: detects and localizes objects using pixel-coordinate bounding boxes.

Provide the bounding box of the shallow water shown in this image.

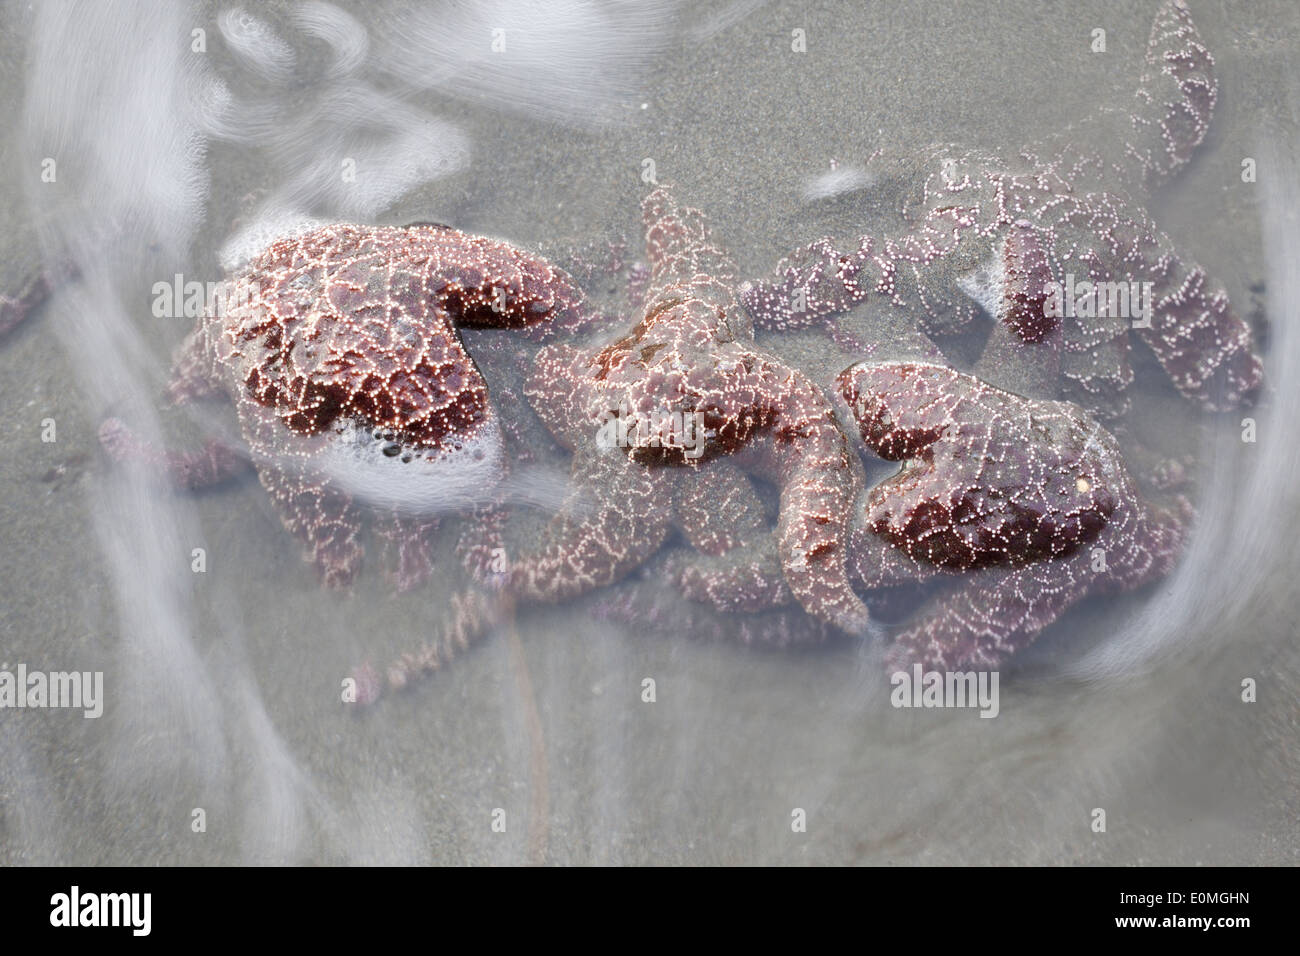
[0,0,1296,865]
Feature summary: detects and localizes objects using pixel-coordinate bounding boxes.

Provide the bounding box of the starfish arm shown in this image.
[166,324,228,404]
[674,458,769,556]
[257,464,364,588]
[883,559,1088,671]
[456,502,509,587]
[1046,0,1217,194]
[837,360,952,461]
[759,374,873,634]
[397,225,591,338]
[675,459,795,610]
[367,587,503,700]
[524,343,598,451]
[1092,496,1189,592]
[677,533,795,611]
[507,446,672,603]
[1135,229,1263,410]
[641,185,739,320]
[374,513,440,593]
[740,236,876,332]
[847,524,946,590]
[742,201,980,337]
[1059,323,1134,419]
[971,220,1063,399]
[97,417,251,490]
[1125,0,1218,190]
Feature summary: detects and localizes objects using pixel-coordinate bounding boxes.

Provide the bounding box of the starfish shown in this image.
[102,221,591,589]
[742,0,1262,420]
[673,360,1188,669]
[842,361,1188,669]
[504,184,872,635]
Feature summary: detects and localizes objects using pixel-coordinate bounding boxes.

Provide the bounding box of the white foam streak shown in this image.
[202,3,471,267]
[219,206,329,273]
[17,0,323,860]
[218,8,296,83]
[499,464,576,513]
[23,3,210,253]
[23,2,229,792]
[231,676,326,864]
[371,0,678,127]
[270,91,470,220]
[686,0,770,42]
[291,2,369,78]
[316,417,505,515]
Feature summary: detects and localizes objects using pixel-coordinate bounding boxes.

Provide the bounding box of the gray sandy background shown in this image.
[0,0,1297,865]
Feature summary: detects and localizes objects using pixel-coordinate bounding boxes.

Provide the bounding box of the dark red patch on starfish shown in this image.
[840,362,1116,570]
[839,361,1186,670]
[510,185,872,634]
[219,223,587,453]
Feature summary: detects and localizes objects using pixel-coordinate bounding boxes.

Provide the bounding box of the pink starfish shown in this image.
[841,361,1187,669]
[665,360,1188,670]
[507,184,873,635]
[104,221,590,589]
[742,0,1262,419]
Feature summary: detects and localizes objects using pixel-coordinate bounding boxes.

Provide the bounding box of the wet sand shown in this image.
[0,0,1296,865]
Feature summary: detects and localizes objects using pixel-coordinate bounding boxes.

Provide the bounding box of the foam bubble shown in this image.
[315,415,506,515]
[220,208,329,272]
[956,252,1006,321]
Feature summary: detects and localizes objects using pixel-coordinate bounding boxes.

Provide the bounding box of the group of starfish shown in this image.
[9,1,1263,696]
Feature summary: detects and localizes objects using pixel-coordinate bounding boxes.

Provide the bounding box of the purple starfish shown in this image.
[103,221,590,590]
[840,361,1187,670]
[642,361,1188,670]
[505,184,872,635]
[742,0,1262,419]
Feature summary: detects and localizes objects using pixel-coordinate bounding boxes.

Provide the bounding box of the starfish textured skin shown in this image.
[742,0,1262,420]
[649,360,1188,669]
[106,221,589,589]
[510,184,873,635]
[840,361,1187,670]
